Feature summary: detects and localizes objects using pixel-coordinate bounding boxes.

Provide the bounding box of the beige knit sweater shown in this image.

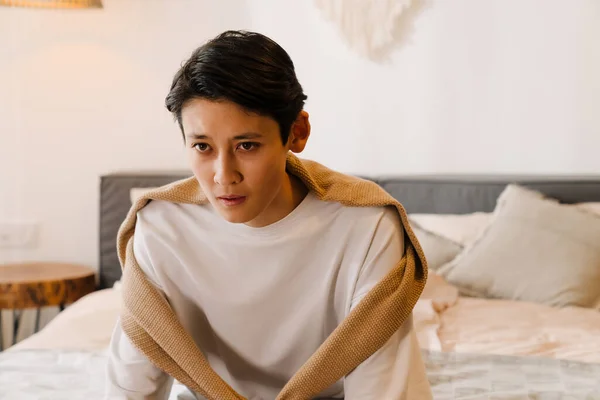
[116,153,428,400]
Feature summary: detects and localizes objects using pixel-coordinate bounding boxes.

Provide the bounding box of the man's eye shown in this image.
[193,143,209,152]
[238,142,259,151]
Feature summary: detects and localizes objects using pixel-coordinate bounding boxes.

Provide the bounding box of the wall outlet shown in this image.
[0,222,39,249]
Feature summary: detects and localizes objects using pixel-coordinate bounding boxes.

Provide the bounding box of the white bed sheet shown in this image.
[0,348,195,400]
[0,349,108,400]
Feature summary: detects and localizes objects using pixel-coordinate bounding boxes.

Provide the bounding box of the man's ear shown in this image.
[288,110,311,153]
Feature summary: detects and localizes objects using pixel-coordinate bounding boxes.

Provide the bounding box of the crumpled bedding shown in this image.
[417,272,600,365]
[438,296,600,363]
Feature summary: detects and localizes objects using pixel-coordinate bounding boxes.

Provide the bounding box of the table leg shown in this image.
[34,308,41,333]
[12,310,19,346]
[0,310,13,351]
[9,309,41,346]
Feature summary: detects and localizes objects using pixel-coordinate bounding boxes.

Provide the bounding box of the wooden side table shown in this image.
[0,262,96,348]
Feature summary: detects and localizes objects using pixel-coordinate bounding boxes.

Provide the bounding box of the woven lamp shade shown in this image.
[0,0,102,8]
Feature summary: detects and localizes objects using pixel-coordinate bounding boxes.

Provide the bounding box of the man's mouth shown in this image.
[217,195,247,207]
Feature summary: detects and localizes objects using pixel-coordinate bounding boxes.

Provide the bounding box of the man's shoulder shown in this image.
[137,198,182,219]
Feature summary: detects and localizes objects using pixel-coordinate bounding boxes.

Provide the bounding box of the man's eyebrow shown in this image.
[185,132,263,140]
[233,132,263,140]
[186,133,208,140]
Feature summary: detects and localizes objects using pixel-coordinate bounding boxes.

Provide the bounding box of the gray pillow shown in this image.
[437,184,600,308]
[409,219,463,271]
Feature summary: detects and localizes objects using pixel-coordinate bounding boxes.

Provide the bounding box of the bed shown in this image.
[3,170,600,399]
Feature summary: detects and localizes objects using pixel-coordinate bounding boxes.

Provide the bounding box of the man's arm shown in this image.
[104,212,174,400]
[105,320,174,400]
[343,208,432,400]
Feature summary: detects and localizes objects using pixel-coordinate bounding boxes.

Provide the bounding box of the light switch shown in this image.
[0,222,39,248]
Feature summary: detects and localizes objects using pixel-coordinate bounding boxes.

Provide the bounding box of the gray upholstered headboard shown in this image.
[99,171,600,289]
[99,171,190,289]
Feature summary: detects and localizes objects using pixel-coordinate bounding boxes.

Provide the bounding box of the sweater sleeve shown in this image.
[343,207,432,400]
[104,213,174,400]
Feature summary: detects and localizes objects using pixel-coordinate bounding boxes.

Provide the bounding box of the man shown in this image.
[106,30,432,399]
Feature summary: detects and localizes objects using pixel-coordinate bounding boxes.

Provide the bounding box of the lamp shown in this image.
[0,0,102,8]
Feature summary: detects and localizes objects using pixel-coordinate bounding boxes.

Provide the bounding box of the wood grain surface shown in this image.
[0,262,96,309]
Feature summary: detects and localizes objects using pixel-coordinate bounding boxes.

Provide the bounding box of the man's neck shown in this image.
[244,172,308,228]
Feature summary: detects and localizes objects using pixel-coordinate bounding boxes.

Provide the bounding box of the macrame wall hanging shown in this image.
[313,0,420,61]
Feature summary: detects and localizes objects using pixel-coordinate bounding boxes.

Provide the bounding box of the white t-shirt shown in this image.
[105,192,432,399]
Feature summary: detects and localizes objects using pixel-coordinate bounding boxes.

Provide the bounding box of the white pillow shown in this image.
[409,223,463,271]
[437,184,600,308]
[409,202,600,247]
[409,212,492,246]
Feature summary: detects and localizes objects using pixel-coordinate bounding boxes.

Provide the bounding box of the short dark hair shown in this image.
[165,30,307,144]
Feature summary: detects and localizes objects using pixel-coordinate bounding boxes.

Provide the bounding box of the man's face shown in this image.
[181,98,294,227]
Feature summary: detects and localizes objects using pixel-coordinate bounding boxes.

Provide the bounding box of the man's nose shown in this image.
[214,155,241,186]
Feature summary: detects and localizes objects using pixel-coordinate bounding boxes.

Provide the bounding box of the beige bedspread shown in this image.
[438,296,600,363]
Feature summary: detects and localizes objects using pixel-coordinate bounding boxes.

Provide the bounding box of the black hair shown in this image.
[165,30,307,144]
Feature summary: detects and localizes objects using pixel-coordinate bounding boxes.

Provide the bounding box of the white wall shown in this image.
[0,0,250,267]
[1,0,599,271]
[249,0,600,175]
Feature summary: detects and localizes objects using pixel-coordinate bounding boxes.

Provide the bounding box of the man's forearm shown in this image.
[105,319,174,400]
